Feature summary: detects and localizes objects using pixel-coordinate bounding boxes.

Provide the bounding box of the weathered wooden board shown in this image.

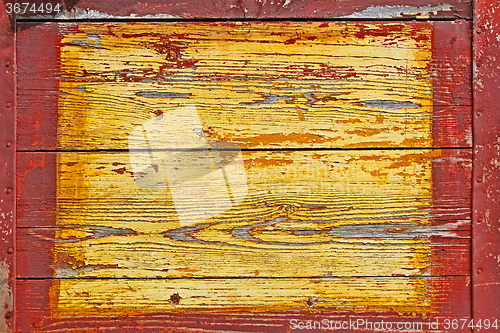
[0,1,15,332]
[12,18,474,332]
[15,148,471,318]
[17,277,470,332]
[41,277,470,315]
[16,150,471,279]
[17,226,471,278]
[17,21,471,151]
[473,0,500,324]
[9,0,471,20]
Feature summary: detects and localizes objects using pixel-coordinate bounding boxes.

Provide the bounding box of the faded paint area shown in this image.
[57,22,433,150]
[340,3,454,19]
[29,8,179,20]
[54,277,433,316]
[0,261,12,333]
[53,149,441,314]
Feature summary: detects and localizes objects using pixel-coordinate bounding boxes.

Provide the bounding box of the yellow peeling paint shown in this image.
[53,277,432,316]
[54,149,438,315]
[54,22,436,316]
[57,22,432,150]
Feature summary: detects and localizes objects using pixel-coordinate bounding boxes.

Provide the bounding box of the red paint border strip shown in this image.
[11,0,471,20]
[0,0,15,331]
[473,0,500,328]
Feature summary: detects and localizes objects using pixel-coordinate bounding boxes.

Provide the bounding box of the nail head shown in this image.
[477,62,482,67]
[477,218,482,223]
[476,28,483,34]
[5,102,12,108]
[4,312,11,319]
[5,188,11,194]
[477,269,482,274]
[7,248,13,254]
[5,60,10,67]
[477,178,482,183]
[6,142,11,147]
[476,111,482,117]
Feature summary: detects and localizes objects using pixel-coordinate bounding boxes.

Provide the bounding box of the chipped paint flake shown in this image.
[30,8,179,20]
[341,3,454,19]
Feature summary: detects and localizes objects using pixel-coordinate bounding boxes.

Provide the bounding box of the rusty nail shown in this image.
[4,312,11,319]
[7,248,13,254]
[477,177,482,183]
[476,28,483,34]
[477,217,482,223]
[170,293,181,305]
[5,102,12,108]
[477,62,482,67]
[476,111,482,117]
[5,60,10,67]
[477,269,482,274]
[6,141,11,147]
[5,188,12,194]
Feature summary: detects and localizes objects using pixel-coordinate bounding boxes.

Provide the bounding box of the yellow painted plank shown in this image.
[57,149,437,231]
[54,150,442,278]
[57,22,433,149]
[53,277,436,316]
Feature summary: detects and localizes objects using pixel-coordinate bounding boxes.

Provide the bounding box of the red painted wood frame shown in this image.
[0,1,15,332]
[473,0,500,326]
[1,0,499,332]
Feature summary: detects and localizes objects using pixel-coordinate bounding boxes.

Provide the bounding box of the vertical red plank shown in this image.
[0,0,15,332]
[473,0,500,327]
[16,23,60,151]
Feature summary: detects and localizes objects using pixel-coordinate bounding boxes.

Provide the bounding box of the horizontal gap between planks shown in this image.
[14,17,473,23]
[16,147,473,153]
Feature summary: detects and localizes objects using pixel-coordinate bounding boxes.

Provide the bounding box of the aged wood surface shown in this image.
[17,21,471,151]
[0,1,15,332]
[11,0,471,20]
[473,0,500,324]
[13,19,473,332]
[49,277,470,316]
[17,227,471,278]
[16,149,471,280]
[16,148,471,318]
[16,279,470,333]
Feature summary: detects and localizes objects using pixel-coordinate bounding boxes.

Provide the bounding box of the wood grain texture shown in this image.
[16,277,471,332]
[50,277,463,315]
[0,0,16,332]
[473,0,500,322]
[15,150,471,301]
[16,21,471,151]
[16,226,471,279]
[13,18,473,330]
[12,0,471,20]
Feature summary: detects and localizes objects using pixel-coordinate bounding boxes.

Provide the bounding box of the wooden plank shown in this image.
[16,226,471,279]
[473,0,500,325]
[0,1,16,332]
[17,149,471,230]
[15,148,471,318]
[18,276,470,317]
[16,21,471,151]
[16,149,471,276]
[16,23,60,151]
[12,0,471,20]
